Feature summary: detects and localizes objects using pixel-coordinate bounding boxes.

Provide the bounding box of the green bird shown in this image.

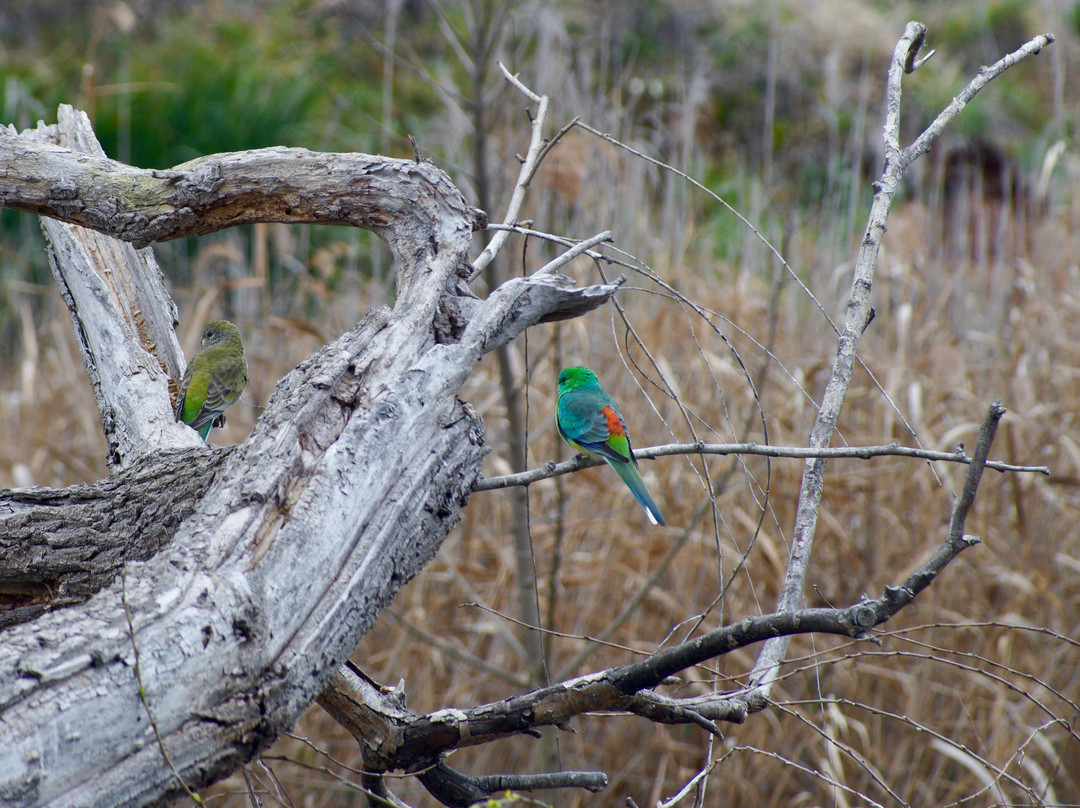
[175,320,248,441]
[556,366,665,526]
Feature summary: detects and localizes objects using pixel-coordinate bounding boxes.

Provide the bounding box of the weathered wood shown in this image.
[0,449,224,628]
[21,109,201,468]
[0,107,620,808]
[0,112,487,264]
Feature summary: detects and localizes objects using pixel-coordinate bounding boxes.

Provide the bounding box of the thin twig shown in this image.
[569,119,838,336]
[947,401,1005,543]
[767,700,905,805]
[725,745,888,808]
[656,756,720,808]
[240,767,265,808]
[464,600,655,657]
[385,608,529,688]
[470,63,574,279]
[803,697,1042,804]
[256,755,410,808]
[534,230,613,275]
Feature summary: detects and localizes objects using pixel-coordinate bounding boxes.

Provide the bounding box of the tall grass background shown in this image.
[2,1,1079,805]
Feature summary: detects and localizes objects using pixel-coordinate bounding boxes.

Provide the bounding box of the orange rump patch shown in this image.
[601,406,625,437]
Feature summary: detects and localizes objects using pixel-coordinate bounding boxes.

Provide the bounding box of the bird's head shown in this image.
[558,366,598,393]
[201,320,243,350]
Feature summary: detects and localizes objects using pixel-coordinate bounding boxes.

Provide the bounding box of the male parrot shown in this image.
[556,366,665,526]
[176,320,248,441]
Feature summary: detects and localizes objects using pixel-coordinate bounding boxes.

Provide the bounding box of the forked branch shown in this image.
[309,22,1057,806]
[745,23,1053,699]
[319,400,1001,806]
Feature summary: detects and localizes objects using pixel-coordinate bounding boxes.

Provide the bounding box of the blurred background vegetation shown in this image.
[3,1,1080,806]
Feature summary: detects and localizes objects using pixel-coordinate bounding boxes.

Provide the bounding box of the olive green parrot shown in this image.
[175,320,248,441]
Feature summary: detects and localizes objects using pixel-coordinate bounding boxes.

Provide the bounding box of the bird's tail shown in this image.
[609,458,665,526]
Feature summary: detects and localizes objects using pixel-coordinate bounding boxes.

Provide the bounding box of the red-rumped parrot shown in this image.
[556,366,665,526]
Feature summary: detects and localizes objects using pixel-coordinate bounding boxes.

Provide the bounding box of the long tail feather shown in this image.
[609,458,665,526]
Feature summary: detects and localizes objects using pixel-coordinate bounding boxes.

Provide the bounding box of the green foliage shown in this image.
[91,7,370,166]
[0,0,1064,355]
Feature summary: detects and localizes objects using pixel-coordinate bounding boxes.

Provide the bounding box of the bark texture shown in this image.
[0,107,619,808]
[0,25,1050,802]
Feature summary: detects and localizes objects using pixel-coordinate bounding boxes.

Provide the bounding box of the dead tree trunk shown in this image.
[0,106,618,808]
[0,23,1055,806]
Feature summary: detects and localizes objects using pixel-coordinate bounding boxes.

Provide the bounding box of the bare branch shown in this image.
[900,30,1054,171]
[947,402,1006,541]
[533,230,613,276]
[319,476,987,782]
[744,26,1055,702]
[469,63,573,279]
[471,439,1047,492]
[0,116,486,255]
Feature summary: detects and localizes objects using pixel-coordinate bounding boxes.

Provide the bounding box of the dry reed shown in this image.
[2,3,1078,806]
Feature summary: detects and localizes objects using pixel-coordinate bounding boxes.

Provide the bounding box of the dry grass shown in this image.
[7,183,1077,807]
[3,3,1079,807]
